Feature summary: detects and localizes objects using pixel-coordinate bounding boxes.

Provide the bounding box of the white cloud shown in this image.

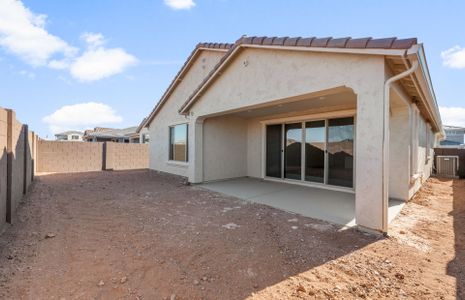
[0,0,77,66]
[18,69,35,78]
[164,0,195,10]
[440,106,465,127]
[81,32,105,49]
[70,47,137,82]
[43,102,123,133]
[0,1,137,81]
[441,46,465,69]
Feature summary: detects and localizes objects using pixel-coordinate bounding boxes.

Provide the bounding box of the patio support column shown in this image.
[354,82,386,233]
[189,118,204,183]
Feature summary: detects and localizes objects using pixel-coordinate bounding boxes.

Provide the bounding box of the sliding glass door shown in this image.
[265,116,354,189]
[266,124,282,178]
[284,123,302,180]
[305,120,325,183]
[327,117,354,187]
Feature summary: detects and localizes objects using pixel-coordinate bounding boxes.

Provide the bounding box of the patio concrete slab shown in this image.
[200,177,404,227]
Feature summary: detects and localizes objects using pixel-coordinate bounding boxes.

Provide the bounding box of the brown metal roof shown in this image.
[178,36,418,114]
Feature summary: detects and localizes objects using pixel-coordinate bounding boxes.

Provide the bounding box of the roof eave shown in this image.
[178,44,418,115]
[139,46,230,131]
[408,44,444,135]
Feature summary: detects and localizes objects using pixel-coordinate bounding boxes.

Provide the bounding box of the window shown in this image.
[71,135,79,140]
[169,124,188,162]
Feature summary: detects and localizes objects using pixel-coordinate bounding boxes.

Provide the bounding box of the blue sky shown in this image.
[1,0,465,138]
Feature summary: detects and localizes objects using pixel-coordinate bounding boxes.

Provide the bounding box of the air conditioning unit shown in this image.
[436,155,459,178]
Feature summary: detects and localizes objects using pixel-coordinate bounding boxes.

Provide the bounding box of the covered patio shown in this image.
[200,177,404,228]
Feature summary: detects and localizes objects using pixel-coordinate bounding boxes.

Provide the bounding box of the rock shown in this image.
[202,276,208,281]
[395,273,405,280]
[170,294,176,300]
[193,279,200,285]
[399,230,406,234]
[296,284,306,293]
[97,280,105,287]
[120,276,127,284]
[253,283,259,289]
[45,233,56,239]
[6,255,13,260]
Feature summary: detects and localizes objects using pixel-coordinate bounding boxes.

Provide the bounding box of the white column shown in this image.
[355,84,385,232]
[188,118,204,183]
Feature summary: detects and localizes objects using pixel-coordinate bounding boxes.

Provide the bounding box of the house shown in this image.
[439,125,465,147]
[83,126,149,143]
[138,35,444,234]
[55,130,84,141]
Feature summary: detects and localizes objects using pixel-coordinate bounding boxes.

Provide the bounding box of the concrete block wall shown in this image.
[105,142,149,170]
[0,109,8,231]
[0,108,37,232]
[10,116,26,221]
[37,141,104,173]
[37,141,149,173]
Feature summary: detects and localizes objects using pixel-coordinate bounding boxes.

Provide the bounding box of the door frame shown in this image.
[260,109,356,193]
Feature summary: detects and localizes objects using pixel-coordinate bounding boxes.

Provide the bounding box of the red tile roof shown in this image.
[139,35,419,128]
[235,36,417,49]
[177,35,418,114]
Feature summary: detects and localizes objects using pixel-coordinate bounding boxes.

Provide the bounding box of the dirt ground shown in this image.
[0,170,463,300]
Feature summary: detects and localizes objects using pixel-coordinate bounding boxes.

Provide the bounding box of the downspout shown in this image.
[382,59,419,233]
[400,56,421,180]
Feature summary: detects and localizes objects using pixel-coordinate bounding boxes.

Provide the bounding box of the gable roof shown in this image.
[137,42,233,131]
[178,35,418,114]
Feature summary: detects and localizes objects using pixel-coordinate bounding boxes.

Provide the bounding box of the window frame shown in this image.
[168,123,189,163]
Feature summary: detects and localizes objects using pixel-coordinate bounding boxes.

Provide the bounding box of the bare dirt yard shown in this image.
[0,170,463,299]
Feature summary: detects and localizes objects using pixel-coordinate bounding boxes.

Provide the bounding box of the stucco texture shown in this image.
[146,46,439,232]
[147,50,226,178]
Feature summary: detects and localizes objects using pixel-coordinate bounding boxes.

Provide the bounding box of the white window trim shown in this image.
[168,123,189,163]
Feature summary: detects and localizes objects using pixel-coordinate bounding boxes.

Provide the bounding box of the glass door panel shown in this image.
[305,120,325,183]
[266,124,282,178]
[327,117,354,187]
[284,123,302,180]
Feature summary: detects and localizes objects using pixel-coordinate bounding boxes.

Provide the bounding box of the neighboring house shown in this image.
[439,125,465,147]
[138,35,443,234]
[55,131,84,141]
[83,126,149,143]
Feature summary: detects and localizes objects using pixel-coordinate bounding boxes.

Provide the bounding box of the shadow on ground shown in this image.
[448,178,465,299]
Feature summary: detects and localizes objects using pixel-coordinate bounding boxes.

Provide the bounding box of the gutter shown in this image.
[382,58,419,233]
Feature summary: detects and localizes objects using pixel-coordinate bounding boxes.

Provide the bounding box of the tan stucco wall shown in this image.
[409,110,435,198]
[247,119,262,178]
[37,141,104,173]
[188,49,384,117]
[187,48,387,231]
[105,142,149,170]
[203,115,248,181]
[147,50,226,178]
[389,106,410,201]
[146,46,439,232]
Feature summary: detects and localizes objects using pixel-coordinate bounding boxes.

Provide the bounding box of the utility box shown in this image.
[436,155,459,178]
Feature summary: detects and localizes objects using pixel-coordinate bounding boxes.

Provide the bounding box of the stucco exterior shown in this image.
[148,50,226,177]
[144,41,442,233]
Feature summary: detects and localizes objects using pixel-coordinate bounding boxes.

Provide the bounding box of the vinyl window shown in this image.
[169,124,188,162]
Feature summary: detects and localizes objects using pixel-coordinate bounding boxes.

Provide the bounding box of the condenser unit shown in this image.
[436,155,459,178]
